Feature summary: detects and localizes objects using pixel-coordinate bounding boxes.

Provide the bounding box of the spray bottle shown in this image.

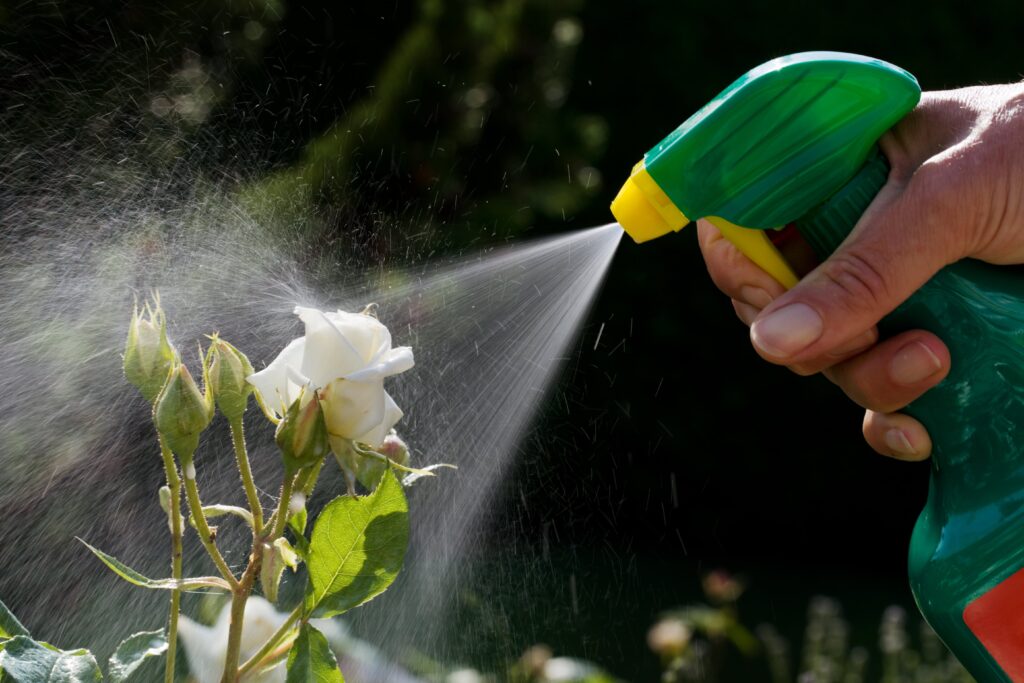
[610,51,1024,682]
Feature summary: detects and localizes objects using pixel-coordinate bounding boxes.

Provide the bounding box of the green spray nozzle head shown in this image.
[612,52,921,242]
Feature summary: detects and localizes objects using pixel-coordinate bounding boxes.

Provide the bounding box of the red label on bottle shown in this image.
[963,567,1024,681]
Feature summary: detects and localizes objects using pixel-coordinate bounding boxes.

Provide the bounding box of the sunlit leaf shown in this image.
[285,624,344,683]
[78,539,231,591]
[0,599,29,639]
[107,630,167,682]
[0,636,101,682]
[304,470,408,618]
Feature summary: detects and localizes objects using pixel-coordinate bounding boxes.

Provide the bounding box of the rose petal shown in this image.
[247,337,306,417]
[354,391,404,448]
[294,306,365,386]
[343,346,414,382]
[325,309,392,363]
[321,377,387,441]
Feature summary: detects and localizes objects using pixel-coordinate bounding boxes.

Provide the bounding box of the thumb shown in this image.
[748,163,965,363]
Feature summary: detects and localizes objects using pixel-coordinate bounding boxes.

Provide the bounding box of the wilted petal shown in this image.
[295,306,365,386]
[344,346,414,382]
[247,337,305,417]
[321,377,387,441]
[354,391,404,448]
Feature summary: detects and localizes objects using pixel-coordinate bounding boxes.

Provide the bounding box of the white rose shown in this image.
[178,597,345,683]
[247,306,413,449]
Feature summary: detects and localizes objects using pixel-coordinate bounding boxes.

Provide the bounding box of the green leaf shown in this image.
[304,469,408,618]
[285,624,344,683]
[0,600,29,639]
[0,637,101,682]
[107,630,167,683]
[78,539,231,592]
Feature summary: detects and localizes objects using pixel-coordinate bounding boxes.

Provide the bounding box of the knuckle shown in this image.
[817,250,892,315]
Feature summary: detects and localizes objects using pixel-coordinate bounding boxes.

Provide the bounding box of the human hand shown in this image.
[698,83,1024,460]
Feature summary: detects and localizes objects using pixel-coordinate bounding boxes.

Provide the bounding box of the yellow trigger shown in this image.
[706,216,799,289]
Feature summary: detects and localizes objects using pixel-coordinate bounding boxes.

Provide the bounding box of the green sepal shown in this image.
[276,391,330,473]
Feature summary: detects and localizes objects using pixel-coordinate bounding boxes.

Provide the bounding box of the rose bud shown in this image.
[378,432,410,467]
[275,390,330,473]
[356,431,410,489]
[647,618,692,658]
[155,363,213,459]
[207,337,254,421]
[124,297,177,403]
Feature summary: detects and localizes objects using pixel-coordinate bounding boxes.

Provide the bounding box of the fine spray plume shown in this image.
[610,51,1024,683]
[0,51,623,667]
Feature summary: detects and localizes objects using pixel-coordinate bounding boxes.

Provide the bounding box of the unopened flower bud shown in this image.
[207,338,254,421]
[275,390,329,473]
[260,537,298,604]
[124,298,177,403]
[355,431,410,489]
[647,618,692,657]
[158,485,172,515]
[155,363,213,459]
[378,432,410,467]
[702,569,745,604]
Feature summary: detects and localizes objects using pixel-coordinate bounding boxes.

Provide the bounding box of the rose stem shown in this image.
[219,536,262,683]
[237,603,304,676]
[158,438,183,683]
[221,471,298,682]
[229,416,263,534]
[181,457,240,588]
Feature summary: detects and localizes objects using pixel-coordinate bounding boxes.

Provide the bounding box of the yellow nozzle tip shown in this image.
[611,163,687,243]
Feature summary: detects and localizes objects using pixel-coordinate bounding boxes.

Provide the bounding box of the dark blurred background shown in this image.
[2,1,1022,680]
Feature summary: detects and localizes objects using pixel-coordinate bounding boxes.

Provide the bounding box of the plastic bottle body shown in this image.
[890,260,1024,682]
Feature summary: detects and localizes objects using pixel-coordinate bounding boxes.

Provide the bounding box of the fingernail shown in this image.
[890,341,943,385]
[885,428,918,456]
[750,303,823,358]
[739,285,773,309]
[733,300,759,327]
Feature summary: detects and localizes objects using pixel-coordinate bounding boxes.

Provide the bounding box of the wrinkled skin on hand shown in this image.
[698,83,1024,460]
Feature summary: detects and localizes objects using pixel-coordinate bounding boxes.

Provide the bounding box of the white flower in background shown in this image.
[178,597,346,683]
[248,306,414,449]
[177,597,288,683]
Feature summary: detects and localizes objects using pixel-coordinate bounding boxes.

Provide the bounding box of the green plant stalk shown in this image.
[220,472,299,681]
[158,438,183,683]
[237,603,303,676]
[229,417,263,533]
[220,538,263,683]
[181,458,240,589]
[269,473,296,542]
